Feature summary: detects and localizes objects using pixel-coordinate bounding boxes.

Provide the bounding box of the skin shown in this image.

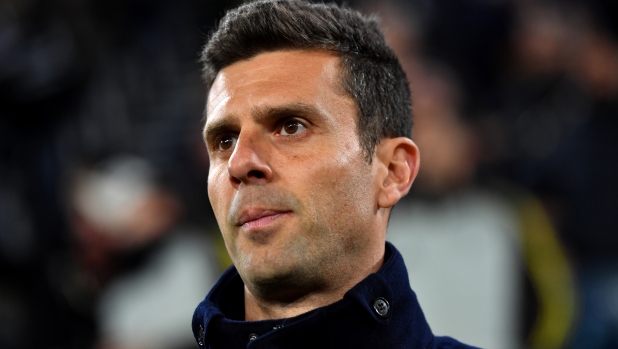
[204,50,419,320]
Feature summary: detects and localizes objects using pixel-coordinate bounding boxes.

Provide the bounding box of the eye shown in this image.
[216,134,237,151]
[280,119,307,136]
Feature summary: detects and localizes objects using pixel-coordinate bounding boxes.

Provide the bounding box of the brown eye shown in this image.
[217,134,237,150]
[281,120,307,136]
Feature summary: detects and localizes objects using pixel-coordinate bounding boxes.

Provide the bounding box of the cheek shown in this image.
[303,151,374,216]
[207,165,231,224]
[301,157,375,260]
[208,167,241,260]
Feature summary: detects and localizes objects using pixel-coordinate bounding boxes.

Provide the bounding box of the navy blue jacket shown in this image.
[192,242,480,349]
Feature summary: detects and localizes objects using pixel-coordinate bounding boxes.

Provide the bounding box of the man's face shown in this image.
[204,50,382,297]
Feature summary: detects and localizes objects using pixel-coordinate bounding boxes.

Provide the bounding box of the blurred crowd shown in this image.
[1,0,617,348]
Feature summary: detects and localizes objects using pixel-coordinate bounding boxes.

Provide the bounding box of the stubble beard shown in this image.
[222,158,376,303]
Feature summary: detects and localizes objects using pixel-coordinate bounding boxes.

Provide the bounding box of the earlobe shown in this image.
[376,138,420,208]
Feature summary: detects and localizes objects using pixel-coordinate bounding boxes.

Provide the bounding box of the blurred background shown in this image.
[0,0,616,348]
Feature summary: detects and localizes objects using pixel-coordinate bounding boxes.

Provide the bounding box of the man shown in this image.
[192,1,479,348]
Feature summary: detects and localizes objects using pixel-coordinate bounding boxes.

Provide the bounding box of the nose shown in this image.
[227,132,273,188]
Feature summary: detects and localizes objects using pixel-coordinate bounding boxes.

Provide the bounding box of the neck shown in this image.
[244,246,385,321]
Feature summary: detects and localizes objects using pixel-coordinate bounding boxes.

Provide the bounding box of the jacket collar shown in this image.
[192,242,436,349]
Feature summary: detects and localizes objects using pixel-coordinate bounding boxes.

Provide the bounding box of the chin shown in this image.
[244,261,319,299]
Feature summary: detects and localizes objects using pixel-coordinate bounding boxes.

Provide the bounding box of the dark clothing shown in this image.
[192,242,480,349]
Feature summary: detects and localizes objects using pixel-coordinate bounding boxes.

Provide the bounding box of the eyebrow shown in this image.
[251,103,322,124]
[204,102,322,142]
[203,114,239,144]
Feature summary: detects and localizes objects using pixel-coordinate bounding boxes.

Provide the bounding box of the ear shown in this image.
[374,137,420,208]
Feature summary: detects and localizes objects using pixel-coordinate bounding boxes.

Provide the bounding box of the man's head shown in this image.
[201,0,412,161]
[201,0,419,317]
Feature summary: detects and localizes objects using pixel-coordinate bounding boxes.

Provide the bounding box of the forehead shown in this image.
[205,50,350,122]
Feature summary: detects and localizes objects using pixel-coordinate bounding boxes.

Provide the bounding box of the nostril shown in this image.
[248,170,265,179]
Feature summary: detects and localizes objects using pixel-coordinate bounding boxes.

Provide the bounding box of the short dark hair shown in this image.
[201,0,412,160]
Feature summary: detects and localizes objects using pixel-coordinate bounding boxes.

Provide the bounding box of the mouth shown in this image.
[237,209,292,231]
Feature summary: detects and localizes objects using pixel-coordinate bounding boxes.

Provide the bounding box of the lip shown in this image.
[237,209,291,230]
